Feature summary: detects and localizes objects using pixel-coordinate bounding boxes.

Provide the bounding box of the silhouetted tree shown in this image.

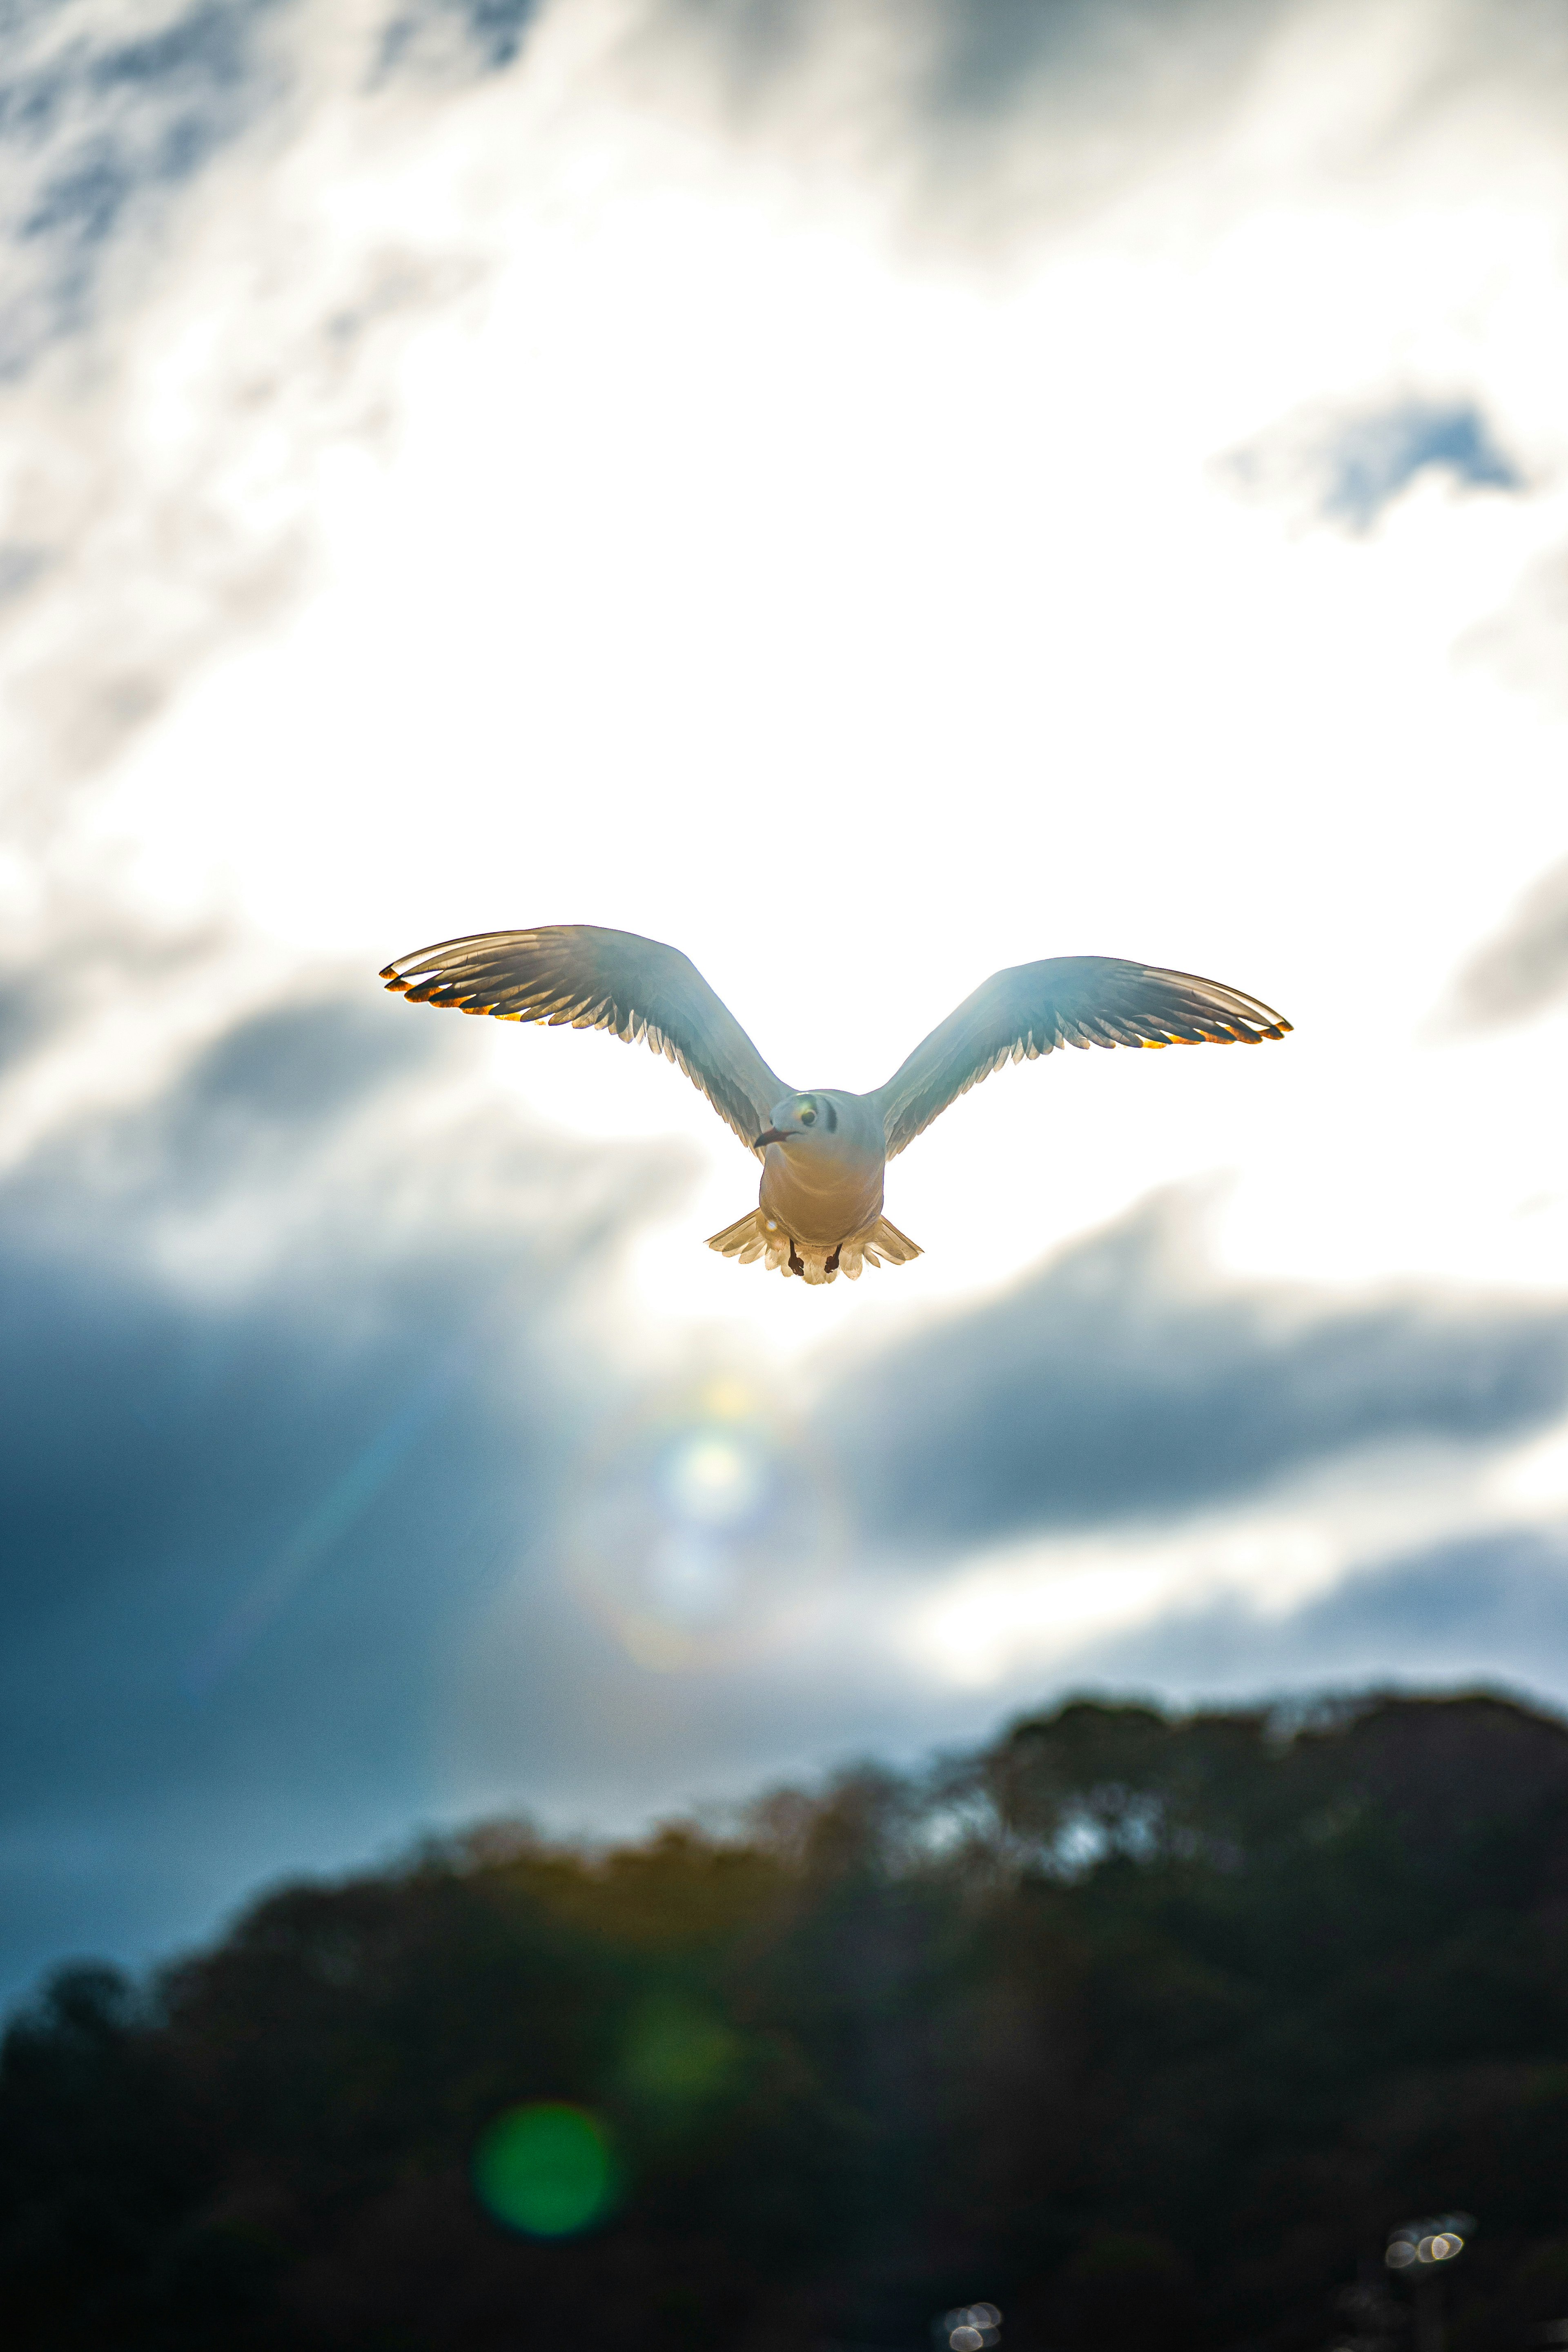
[6,1692,1568,2350]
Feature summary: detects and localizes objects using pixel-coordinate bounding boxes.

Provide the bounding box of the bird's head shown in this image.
[756,1093,838,1150]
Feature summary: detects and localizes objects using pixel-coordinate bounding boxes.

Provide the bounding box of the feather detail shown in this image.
[876,954,1291,1159]
[379,925,786,1158]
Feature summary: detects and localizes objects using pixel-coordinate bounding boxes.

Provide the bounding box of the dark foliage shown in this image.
[5,1691,1568,2350]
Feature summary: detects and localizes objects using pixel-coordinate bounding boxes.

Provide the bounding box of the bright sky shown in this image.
[4,0,1568,1985]
[98,0,1568,1404]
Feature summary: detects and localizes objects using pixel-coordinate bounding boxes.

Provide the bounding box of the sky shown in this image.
[4,0,1568,2004]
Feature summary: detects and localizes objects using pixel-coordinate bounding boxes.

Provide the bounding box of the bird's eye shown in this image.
[798,1104,817,1125]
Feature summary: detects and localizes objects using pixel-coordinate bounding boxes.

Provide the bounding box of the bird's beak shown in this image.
[755,1127,790,1148]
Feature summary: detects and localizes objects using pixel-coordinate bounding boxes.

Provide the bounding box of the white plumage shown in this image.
[381,926,1290,1285]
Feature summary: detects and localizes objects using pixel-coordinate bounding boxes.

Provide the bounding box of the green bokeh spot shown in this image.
[473,2103,619,2238]
[621,1993,743,2110]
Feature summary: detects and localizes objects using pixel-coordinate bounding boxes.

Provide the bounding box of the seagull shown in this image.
[380,927,1290,1285]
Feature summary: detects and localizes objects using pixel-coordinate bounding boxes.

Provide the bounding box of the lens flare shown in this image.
[566,1374,844,1669]
[666,1432,764,1526]
[1386,2216,1474,2271]
[937,2305,1002,2350]
[620,1991,743,2112]
[472,2103,619,2238]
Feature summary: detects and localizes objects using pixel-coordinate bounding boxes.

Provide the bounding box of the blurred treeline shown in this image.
[6,1691,1568,2352]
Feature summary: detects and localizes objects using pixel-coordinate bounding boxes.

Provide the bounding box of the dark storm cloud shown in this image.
[817,1192,1568,1553]
[1071,1518,1568,1700]
[1221,398,1523,535]
[0,979,682,2002]
[1444,855,1568,1032]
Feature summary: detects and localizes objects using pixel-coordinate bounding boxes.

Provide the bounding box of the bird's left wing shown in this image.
[876,955,1291,1160]
[381,925,786,1157]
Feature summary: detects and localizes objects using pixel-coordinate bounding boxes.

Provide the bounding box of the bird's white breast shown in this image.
[757,1091,886,1246]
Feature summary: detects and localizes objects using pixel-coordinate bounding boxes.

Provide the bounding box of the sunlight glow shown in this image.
[13,0,1568,1752]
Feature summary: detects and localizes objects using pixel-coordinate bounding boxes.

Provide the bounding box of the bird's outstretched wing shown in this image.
[381,926,786,1157]
[876,956,1291,1160]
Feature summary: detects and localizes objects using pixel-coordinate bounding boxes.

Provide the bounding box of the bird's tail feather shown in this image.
[706,1212,772,1265]
[704,1212,922,1281]
[862,1217,922,1265]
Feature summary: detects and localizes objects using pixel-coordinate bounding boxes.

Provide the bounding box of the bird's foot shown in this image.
[704,1212,924,1282]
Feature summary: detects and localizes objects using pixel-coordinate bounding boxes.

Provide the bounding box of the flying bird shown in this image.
[380,927,1290,1284]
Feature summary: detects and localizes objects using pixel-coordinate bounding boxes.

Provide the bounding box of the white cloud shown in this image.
[8,0,1568,1957]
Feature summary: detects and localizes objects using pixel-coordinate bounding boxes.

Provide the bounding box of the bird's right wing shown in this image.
[381,926,787,1157]
[876,955,1291,1160]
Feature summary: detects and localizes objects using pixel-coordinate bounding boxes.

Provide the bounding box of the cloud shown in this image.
[31,1006,1568,2011]
[133,989,451,1191]
[0,904,229,1155]
[1443,857,1568,1033]
[1460,545,1568,711]
[1439,846,1568,1030]
[0,0,538,378]
[817,1191,1568,1554]
[0,0,307,381]
[378,0,544,78]
[640,0,1336,270]
[659,0,1303,131]
[1071,1517,1568,1702]
[0,0,503,817]
[6,0,1568,2016]
[911,0,1298,123]
[1220,397,1523,535]
[1,0,1540,839]
[0,977,685,2000]
[1317,402,1522,530]
[0,965,59,1073]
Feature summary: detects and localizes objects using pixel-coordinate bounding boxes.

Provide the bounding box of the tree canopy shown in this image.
[5,1690,1568,2350]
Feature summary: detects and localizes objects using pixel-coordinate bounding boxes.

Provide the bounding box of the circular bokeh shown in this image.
[472,2102,619,2238]
[565,1374,845,1669]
